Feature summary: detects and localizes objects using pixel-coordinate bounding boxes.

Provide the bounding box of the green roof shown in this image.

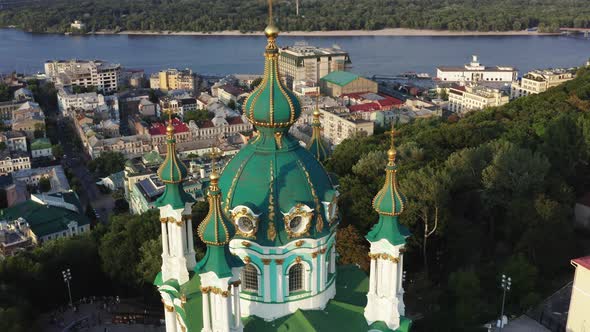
[197,181,235,246]
[31,138,52,150]
[143,150,164,165]
[321,71,360,87]
[308,113,329,163]
[157,138,188,184]
[1,200,90,237]
[194,246,243,279]
[155,183,195,209]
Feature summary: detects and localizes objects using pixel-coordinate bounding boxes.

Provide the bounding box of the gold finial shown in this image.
[387,123,396,163]
[264,0,279,40]
[162,98,175,139]
[313,94,321,118]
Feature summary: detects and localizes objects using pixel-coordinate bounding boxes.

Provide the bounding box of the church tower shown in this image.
[307,96,329,163]
[155,107,197,332]
[364,129,412,331]
[195,166,244,332]
[217,0,340,321]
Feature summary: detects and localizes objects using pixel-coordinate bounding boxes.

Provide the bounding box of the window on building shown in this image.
[241,264,258,292]
[288,263,304,293]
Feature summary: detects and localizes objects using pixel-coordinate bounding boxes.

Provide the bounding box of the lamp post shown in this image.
[62,268,73,307]
[499,274,511,330]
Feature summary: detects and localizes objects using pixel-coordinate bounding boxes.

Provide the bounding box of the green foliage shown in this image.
[98,210,160,289]
[336,224,369,271]
[88,151,126,177]
[184,109,213,125]
[328,67,590,329]
[0,83,10,102]
[250,77,263,91]
[2,0,590,33]
[72,85,97,94]
[51,144,64,159]
[0,142,6,151]
[38,177,51,192]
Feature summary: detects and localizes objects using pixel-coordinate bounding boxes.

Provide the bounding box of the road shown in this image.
[57,118,114,224]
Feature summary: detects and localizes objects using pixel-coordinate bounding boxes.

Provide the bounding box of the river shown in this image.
[1,28,590,77]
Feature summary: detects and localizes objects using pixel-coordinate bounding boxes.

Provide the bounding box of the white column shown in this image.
[164,306,177,332]
[202,291,211,331]
[263,263,271,302]
[222,295,231,332]
[187,219,195,253]
[319,250,326,291]
[233,284,241,327]
[176,223,184,257]
[167,222,176,256]
[161,221,169,255]
[276,261,284,302]
[311,255,318,295]
[377,257,384,296]
[397,254,404,294]
[389,260,397,298]
[368,256,377,295]
[180,222,187,256]
[330,246,336,274]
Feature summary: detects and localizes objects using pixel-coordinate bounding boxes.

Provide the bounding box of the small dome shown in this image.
[197,175,235,246]
[264,23,279,39]
[157,138,188,183]
[372,163,406,216]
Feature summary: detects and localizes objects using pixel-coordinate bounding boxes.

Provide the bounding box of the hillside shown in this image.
[1,0,590,34]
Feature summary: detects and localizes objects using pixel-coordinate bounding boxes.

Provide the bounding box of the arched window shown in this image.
[241,264,258,292]
[288,263,304,293]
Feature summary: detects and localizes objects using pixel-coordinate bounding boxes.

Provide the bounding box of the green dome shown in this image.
[157,134,188,184]
[243,32,301,128]
[372,152,406,216]
[197,175,235,246]
[218,128,336,246]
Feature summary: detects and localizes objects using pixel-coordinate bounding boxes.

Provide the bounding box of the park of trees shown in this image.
[2,67,590,330]
[1,0,590,34]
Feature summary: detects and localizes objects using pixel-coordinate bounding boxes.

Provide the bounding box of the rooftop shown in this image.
[572,256,590,270]
[321,71,360,87]
[149,118,190,136]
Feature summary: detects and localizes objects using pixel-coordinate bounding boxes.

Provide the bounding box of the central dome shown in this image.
[218,131,336,246]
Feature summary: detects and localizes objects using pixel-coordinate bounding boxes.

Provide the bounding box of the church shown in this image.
[152,2,412,331]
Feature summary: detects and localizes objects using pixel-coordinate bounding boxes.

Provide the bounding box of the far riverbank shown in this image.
[97,28,558,37]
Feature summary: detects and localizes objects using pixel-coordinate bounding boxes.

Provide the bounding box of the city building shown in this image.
[566,256,590,331]
[123,153,162,201]
[320,71,378,97]
[153,17,413,332]
[293,80,320,97]
[217,85,247,105]
[87,134,152,159]
[436,55,517,83]
[12,165,70,193]
[149,118,191,146]
[13,88,34,102]
[44,59,121,93]
[57,88,119,119]
[0,150,31,175]
[279,42,351,88]
[0,218,33,257]
[1,199,90,244]
[138,98,160,118]
[0,175,18,208]
[1,131,27,152]
[448,85,509,114]
[30,138,53,159]
[0,100,26,122]
[11,101,45,139]
[150,68,198,92]
[510,69,575,99]
[320,107,375,145]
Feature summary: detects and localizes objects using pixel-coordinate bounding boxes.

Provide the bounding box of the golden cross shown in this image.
[210,146,222,173]
[268,0,273,25]
[389,122,395,150]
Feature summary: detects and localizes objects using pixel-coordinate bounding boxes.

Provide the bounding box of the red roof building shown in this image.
[149,118,190,136]
[342,92,403,113]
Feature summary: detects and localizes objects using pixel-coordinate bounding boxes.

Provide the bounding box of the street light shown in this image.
[498,274,511,330]
[62,268,73,307]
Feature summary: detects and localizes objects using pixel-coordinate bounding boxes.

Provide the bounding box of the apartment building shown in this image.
[57,88,119,119]
[0,151,31,175]
[0,100,26,122]
[319,108,374,146]
[44,60,121,93]
[1,131,27,153]
[11,102,45,139]
[448,85,509,114]
[510,69,574,99]
[320,71,378,97]
[149,68,198,92]
[437,55,517,83]
[279,42,351,88]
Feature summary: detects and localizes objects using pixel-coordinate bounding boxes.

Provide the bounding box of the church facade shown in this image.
[152,3,412,331]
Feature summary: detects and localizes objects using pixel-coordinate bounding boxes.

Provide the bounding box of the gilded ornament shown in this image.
[275,259,284,265]
[295,256,302,263]
[320,248,327,254]
[295,240,304,247]
[262,258,272,265]
[243,256,251,264]
[241,241,251,247]
[311,252,318,258]
[283,203,313,238]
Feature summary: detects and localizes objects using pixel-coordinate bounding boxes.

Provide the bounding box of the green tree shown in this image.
[336,224,369,271]
[0,83,10,102]
[227,99,237,110]
[250,77,263,90]
[38,177,51,192]
[448,269,483,328]
[88,151,126,177]
[51,144,64,159]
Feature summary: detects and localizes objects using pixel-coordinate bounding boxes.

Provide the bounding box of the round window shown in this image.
[237,216,254,233]
[289,216,303,232]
